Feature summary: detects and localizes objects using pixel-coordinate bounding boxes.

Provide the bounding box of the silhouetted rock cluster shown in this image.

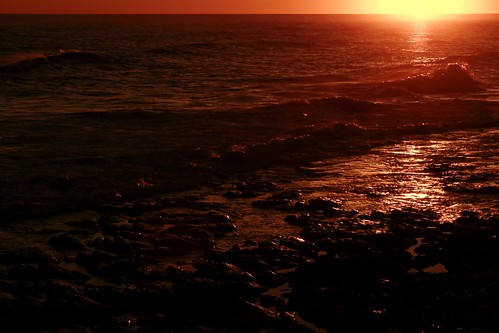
[0,180,498,332]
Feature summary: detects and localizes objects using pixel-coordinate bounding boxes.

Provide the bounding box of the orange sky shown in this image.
[1,0,498,14]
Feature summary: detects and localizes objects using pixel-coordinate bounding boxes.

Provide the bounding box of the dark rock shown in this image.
[306,197,342,210]
[152,234,216,251]
[67,219,100,229]
[37,263,90,281]
[176,276,265,301]
[223,190,244,199]
[204,212,231,222]
[139,246,187,258]
[223,253,269,271]
[252,198,297,211]
[86,257,144,277]
[389,208,437,226]
[284,213,321,226]
[454,210,486,225]
[93,236,133,253]
[167,225,212,239]
[270,190,303,200]
[75,250,116,266]
[236,180,282,193]
[0,247,61,265]
[48,234,86,251]
[8,264,38,280]
[209,222,238,233]
[192,259,254,282]
[259,294,286,309]
[300,223,350,241]
[254,270,287,288]
[96,202,145,216]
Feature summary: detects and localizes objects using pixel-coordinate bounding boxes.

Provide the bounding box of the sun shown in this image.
[375,0,468,19]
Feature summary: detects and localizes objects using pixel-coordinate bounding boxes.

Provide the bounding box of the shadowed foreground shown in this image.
[1,177,498,332]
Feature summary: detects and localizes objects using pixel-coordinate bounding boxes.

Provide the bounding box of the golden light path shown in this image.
[291,128,499,225]
[375,0,469,19]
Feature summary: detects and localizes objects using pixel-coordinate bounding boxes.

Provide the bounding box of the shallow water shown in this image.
[294,127,499,222]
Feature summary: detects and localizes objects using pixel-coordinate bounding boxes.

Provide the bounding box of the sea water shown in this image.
[0,14,498,226]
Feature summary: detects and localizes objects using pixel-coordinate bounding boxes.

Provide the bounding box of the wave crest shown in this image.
[220,122,370,167]
[0,50,110,73]
[390,63,484,94]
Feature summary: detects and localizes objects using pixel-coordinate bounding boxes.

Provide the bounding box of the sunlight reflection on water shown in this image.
[408,21,430,54]
[295,128,498,223]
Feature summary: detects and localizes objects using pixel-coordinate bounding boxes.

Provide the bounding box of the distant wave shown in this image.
[388,63,484,94]
[0,50,111,73]
[443,51,499,64]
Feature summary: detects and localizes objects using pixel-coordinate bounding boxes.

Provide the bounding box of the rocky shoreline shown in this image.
[1,177,498,332]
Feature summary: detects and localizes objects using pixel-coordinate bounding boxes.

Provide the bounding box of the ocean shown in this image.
[1,14,499,332]
[1,15,497,222]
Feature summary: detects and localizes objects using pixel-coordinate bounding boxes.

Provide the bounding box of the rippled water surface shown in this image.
[0,14,498,227]
[295,128,499,222]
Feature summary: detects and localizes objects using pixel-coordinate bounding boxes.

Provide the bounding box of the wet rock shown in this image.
[222,253,269,271]
[100,221,126,237]
[389,208,437,226]
[208,222,238,233]
[176,276,265,301]
[305,197,341,210]
[226,300,314,333]
[284,213,321,226]
[288,283,384,333]
[108,314,150,332]
[93,236,134,253]
[139,246,187,258]
[192,259,254,281]
[323,207,345,216]
[454,210,486,225]
[440,230,499,271]
[237,180,282,193]
[38,263,90,281]
[270,190,303,200]
[96,202,145,216]
[167,225,212,239]
[48,234,86,251]
[367,232,418,253]
[152,233,216,251]
[75,250,116,266]
[318,237,378,257]
[0,247,62,265]
[300,223,350,241]
[223,190,245,199]
[66,219,100,230]
[204,211,231,222]
[86,257,145,277]
[8,264,38,280]
[254,270,287,288]
[174,326,236,333]
[259,294,286,309]
[252,198,297,211]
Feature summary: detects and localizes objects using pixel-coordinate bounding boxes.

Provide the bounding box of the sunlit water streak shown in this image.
[294,128,499,223]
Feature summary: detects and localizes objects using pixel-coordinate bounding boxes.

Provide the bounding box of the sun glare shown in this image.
[376,0,468,19]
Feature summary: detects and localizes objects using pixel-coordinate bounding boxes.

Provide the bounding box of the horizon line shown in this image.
[1,12,498,15]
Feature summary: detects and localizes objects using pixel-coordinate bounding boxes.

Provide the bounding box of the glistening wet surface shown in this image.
[293,127,499,223]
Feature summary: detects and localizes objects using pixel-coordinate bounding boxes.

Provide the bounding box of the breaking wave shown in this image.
[215,96,499,168]
[388,63,484,94]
